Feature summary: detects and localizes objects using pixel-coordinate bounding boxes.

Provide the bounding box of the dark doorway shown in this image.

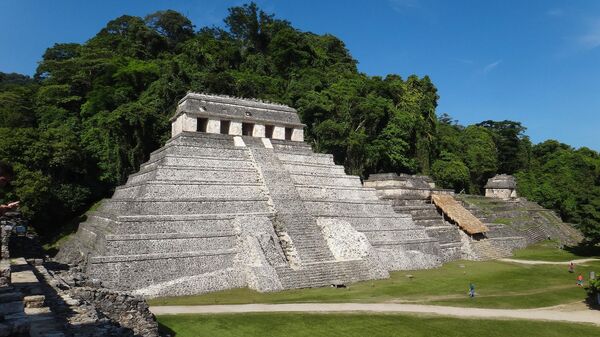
[220,120,231,134]
[285,127,293,140]
[197,118,208,132]
[242,123,254,136]
[265,125,274,139]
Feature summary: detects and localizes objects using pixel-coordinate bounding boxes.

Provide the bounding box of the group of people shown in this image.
[0,161,19,216]
[467,261,589,298]
[569,262,585,286]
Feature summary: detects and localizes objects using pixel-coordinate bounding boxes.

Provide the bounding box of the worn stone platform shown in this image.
[57,94,441,298]
[365,173,528,261]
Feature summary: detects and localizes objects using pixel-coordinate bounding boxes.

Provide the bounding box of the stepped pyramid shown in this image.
[57,93,441,297]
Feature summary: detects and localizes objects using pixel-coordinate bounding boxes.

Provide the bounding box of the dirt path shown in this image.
[150,303,600,325]
[499,258,600,265]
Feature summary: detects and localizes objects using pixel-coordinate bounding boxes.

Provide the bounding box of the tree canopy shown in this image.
[0,2,598,243]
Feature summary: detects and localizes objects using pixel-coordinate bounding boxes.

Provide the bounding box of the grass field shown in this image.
[149,259,599,309]
[510,240,600,262]
[156,313,600,337]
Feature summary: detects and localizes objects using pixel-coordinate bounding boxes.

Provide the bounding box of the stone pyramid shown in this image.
[58,93,441,297]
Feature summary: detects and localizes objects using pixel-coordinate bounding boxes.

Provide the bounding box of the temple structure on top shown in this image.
[58,93,442,298]
[485,174,518,200]
[171,93,305,141]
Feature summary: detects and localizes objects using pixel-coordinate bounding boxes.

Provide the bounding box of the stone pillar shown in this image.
[171,114,197,138]
[206,119,220,134]
[272,126,285,140]
[230,121,242,136]
[171,118,181,137]
[183,115,197,132]
[253,124,266,138]
[291,128,304,142]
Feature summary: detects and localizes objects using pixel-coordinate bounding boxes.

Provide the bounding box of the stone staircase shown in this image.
[275,260,376,289]
[272,141,441,271]
[457,195,582,245]
[365,174,531,261]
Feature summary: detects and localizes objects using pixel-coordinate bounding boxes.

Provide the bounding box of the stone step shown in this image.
[149,144,249,162]
[425,227,462,244]
[100,198,272,215]
[113,181,266,200]
[127,165,260,185]
[276,152,335,166]
[290,173,362,187]
[86,213,235,235]
[167,132,238,147]
[295,186,380,201]
[140,155,255,173]
[105,234,237,255]
[393,207,440,218]
[304,200,397,217]
[275,260,375,289]
[333,216,419,231]
[282,162,346,175]
[270,138,314,149]
[363,229,433,243]
[388,199,430,206]
[87,249,238,291]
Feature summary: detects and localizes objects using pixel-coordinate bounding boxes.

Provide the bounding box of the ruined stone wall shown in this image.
[70,287,159,337]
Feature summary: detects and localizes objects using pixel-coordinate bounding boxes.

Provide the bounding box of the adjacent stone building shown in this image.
[58,93,442,297]
[485,174,518,200]
[364,174,527,261]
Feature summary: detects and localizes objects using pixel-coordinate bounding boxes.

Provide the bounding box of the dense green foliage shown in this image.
[0,3,598,242]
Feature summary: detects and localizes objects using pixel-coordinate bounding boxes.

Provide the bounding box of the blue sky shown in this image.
[1,0,599,150]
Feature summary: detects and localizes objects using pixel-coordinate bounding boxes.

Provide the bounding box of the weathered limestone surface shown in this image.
[365,173,529,261]
[57,94,441,297]
[485,174,518,200]
[458,195,583,246]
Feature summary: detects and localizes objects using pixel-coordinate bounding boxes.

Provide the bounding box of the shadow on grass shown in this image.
[158,321,177,337]
[564,243,600,258]
[584,294,600,311]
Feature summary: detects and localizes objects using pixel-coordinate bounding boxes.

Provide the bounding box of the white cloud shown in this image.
[388,0,420,13]
[483,60,502,74]
[456,58,474,64]
[546,8,564,17]
[576,20,600,50]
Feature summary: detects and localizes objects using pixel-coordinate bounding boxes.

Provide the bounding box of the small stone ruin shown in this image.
[364,173,528,260]
[485,174,518,200]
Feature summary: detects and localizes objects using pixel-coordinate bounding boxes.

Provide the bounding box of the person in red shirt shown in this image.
[577,274,584,286]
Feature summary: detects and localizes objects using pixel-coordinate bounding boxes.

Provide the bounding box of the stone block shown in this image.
[230,121,242,135]
[253,124,266,138]
[23,295,45,308]
[206,119,220,134]
[272,126,285,140]
[291,128,304,142]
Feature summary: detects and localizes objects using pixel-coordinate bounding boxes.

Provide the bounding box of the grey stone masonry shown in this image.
[365,173,529,261]
[457,195,582,246]
[57,94,445,297]
[485,174,518,200]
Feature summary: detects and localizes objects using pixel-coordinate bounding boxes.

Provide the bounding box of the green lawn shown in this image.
[157,313,600,337]
[149,259,599,309]
[511,240,600,262]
